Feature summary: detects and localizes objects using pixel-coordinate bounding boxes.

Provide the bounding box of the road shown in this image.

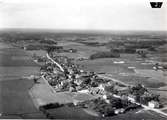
[46,53,64,72]
[47,53,167,118]
[98,74,167,118]
[41,75,56,93]
[97,74,130,87]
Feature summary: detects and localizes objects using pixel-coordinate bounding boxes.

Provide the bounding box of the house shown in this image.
[148,101,160,108]
[69,86,76,92]
[53,68,59,74]
[136,48,148,53]
[121,95,128,100]
[78,89,89,93]
[98,84,105,91]
[80,69,84,73]
[113,61,125,64]
[113,94,121,99]
[68,68,74,74]
[128,95,136,103]
[105,99,110,104]
[89,87,105,95]
[102,94,110,104]
[114,108,125,114]
[89,87,100,95]
[74,79,82,85]
[102,94,107,100]
[75,74,80,79]
[73,99,81,106]
[69,48,77,53]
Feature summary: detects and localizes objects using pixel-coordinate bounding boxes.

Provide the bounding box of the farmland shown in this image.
[0,29,167,119]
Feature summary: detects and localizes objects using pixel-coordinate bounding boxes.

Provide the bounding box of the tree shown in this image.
[89,51,120,60]
[46,46,54,54]
[129,84,147,96]
[105,85,114,93]
[105,85,118,94]
[109,97,123,109]
[91,81,98,87]
[32,53,37,58]
[137,50,148,58]
[102,106,115,117]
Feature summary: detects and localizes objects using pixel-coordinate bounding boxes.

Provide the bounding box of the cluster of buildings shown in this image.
[40,56,109,92]
[126,84,160,108]
[39,52,161,117]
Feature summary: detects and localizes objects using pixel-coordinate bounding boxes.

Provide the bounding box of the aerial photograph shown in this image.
[0,0,167,119]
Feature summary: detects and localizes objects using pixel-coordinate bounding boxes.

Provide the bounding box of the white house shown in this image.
[78,89,89,93]
[114,108,125,114]
[128,95,136,103]
[98,84,105,91]
[148,101,160,108]
[102,95,107,100]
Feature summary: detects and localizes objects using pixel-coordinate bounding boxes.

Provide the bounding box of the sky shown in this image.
[0,0,167,31]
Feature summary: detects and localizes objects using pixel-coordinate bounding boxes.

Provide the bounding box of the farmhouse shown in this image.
[148,100,160,108]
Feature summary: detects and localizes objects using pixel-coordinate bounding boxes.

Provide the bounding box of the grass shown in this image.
[77,59,134,74]
[26,50,47,57]
[102,110,167,120]
[44,106,97,119]
[0,45,45,118]
[112,75,166,88]
[0,79,45,118]
[0,48,39,66]
[0,66,40,77]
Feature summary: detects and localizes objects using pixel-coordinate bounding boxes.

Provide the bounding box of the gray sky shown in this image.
[0,0,166,31]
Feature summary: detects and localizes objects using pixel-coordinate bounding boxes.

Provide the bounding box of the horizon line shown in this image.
[0,28,167,33]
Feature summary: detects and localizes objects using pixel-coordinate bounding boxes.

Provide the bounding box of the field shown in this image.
[76,58,135,74]
[41,106,167,120]
[57,42,109,59]
[111,74,166,88]
[30,78,167,120]
[0,48,39,66]
[0,79,46,119]
[0,30,167,119]
[0,44,45,118]
[26,50,47,57]
[104,110,167,120]
[55,34,167,115]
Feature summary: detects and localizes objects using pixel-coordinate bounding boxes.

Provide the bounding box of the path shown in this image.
[46,53,64,72]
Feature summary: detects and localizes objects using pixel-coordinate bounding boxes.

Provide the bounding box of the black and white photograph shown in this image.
[0,0,167,119]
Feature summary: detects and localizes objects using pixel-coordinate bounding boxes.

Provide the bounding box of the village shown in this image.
[1,30,167,119]
[0,0,167,118]
[34,49,162,118]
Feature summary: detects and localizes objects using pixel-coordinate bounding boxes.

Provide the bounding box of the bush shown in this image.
[39,106,46,112]
[91,81,99,87]
[89,51,120,60]
[40,40,57,44]
[124,48,136,53]
[40,103,64,110]
[105,85,115,93]
[125,104,141,111]
[102,106,115,117]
